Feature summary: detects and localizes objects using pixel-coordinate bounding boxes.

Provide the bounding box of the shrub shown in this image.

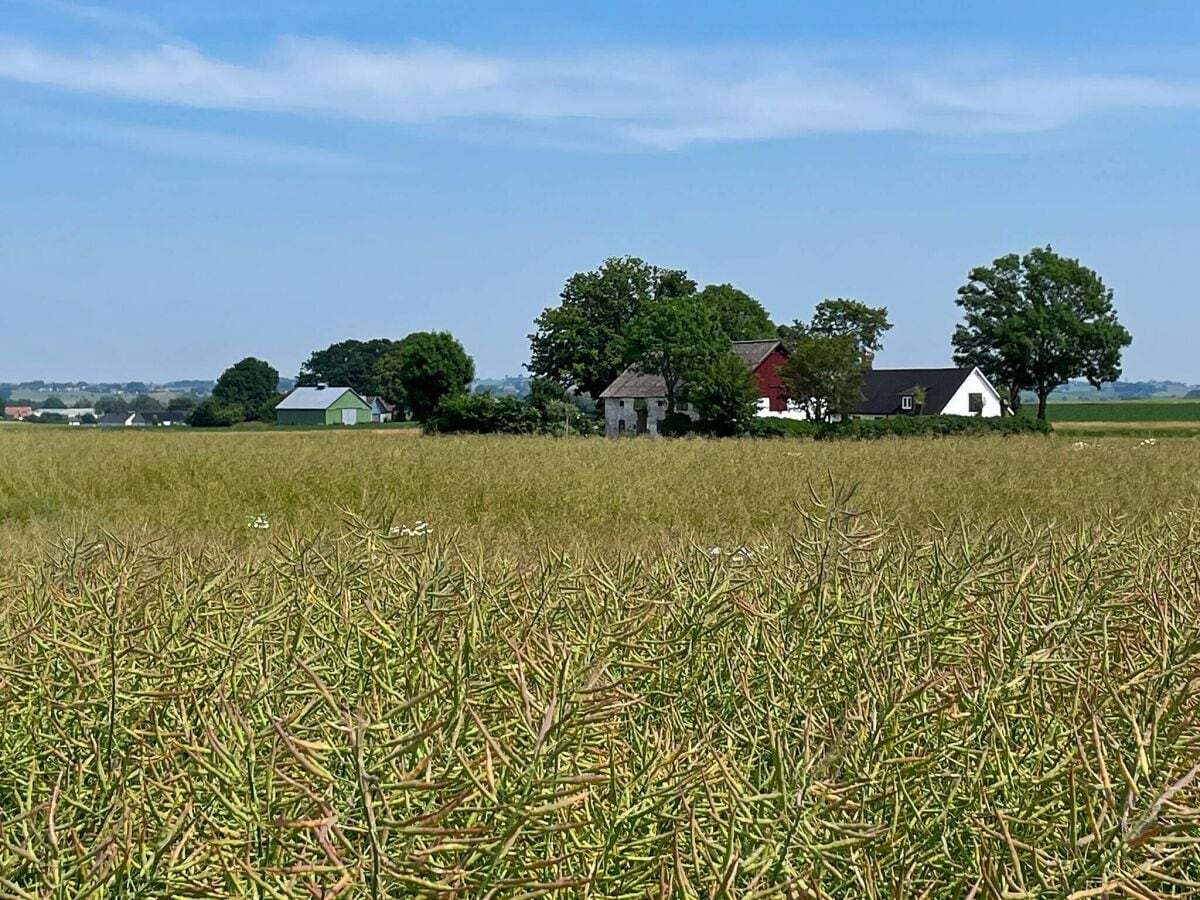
[428,393,542,434]
[740,417,823,439]
[690,353,760,436]
[187,398,244,428]
[657,412,696,437]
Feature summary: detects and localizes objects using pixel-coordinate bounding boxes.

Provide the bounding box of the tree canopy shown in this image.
[298,339,399,398]
[689,352,762,436]
[778,333,868,423]
[952,247,1132,419]
[528,257,696,401]
[693,284,776,341]
[779,299,892,362]
[622,295,727,413]
[376,332,475,423]
[95,396,128,415]
[188,398,243,428]
[212,357,280,422]
[128,394,164,412]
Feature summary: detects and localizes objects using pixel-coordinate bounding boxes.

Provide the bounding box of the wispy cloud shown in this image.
[1,35,1199,149]
[7,102,356,167]
[6,0,171,41]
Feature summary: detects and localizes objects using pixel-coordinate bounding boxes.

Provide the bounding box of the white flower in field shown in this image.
[1072,441,1091,450]
[731,546,754,564]
[1138,438,1158,448]
[390,520,433,538]
[246,515,270,530]
[709,547,722,556]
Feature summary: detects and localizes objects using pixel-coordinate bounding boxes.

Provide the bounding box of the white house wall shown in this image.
[939,368,1003,417]
[755,398,813,421]
[604,397,699,436]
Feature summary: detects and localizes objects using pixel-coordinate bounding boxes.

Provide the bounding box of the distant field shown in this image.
[1039,399,1200,422]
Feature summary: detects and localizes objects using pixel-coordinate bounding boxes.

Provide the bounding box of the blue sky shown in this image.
[3,1,1200,382]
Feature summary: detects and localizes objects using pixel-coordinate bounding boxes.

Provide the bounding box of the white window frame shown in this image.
[901,395,914,411]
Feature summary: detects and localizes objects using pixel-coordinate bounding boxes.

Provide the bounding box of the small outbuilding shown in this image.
[363,396,396,423]
[274,385,371,426]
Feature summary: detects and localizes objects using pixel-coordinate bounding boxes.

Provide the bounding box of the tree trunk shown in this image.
[1007,385,1021,416]
[1037,391,1049,421]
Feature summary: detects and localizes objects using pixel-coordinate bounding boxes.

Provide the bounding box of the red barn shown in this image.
[731,340,790,413]
[3,406,33,420]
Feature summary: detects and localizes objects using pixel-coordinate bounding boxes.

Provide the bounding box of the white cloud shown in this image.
[1,35,1199,149]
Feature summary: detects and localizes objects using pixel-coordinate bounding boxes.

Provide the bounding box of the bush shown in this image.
[187,398,244,428]
[657,412,696,437]
[427,393,542,434]
[740,418,823,439]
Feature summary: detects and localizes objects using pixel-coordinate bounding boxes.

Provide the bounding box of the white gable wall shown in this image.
[939,368,1003,417]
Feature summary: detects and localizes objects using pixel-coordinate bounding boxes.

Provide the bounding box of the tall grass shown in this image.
[1,430,1200,894]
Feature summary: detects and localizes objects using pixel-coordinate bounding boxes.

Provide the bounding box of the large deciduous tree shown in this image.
[778,334,868,423]
[779,299,893,363]
[690,352,762,436]
[528,257,696,402]
[693,284,776,341]
[622,295,727,414]
[952,247,1132,420]
[212,357,280,421]
[297,339,399,397]
[376,332,474,423]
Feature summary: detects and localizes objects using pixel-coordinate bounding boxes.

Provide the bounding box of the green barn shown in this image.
[274,385,372,426]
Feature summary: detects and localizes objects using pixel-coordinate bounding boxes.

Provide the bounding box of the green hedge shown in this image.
[734,415,1050,440]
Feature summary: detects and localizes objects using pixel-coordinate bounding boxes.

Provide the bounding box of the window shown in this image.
[658,400,666,407]
[968,392,984,414]
[676,401,689,412]
[618,400,625,407]
[901,395,914,411]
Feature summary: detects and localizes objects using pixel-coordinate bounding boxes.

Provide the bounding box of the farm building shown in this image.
[601,340,789,437]
[855,368,1003,418]
[600,345,1005,436]
[363,396,396,423]
[3,406,33,420]
[274,385,371,426]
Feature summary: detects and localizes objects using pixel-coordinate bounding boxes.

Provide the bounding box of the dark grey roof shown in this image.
[730,340,783,370]
[97,412,130,425]
[600,340,784,399]
[599,367,668,399]
[364,395,395,412]
[856,368,977,416]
